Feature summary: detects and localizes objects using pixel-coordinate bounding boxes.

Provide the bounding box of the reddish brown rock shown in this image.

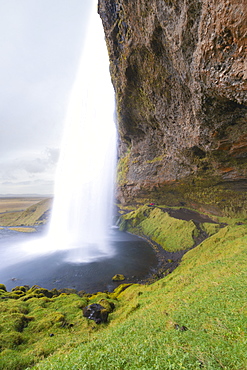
[98,0,247,210]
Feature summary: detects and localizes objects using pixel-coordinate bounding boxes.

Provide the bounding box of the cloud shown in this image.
[45,147,60,165]
[24,159,46,174]
[23,148,60,174]
[0,178,54,196]
[0,147,60,194]
[0,0,92,194]
[2,181,16,186]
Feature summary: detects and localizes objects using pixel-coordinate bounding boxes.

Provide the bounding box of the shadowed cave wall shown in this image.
[98,0,247,214]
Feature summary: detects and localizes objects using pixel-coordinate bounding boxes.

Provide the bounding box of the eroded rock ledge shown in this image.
[99,0,247,215]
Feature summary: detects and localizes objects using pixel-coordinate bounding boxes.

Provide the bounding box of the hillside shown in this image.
[0,218,246,369]
[0,198,52,227]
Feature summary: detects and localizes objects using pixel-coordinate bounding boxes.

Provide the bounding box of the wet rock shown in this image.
[83,304,109,324]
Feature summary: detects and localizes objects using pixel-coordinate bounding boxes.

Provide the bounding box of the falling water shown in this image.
[46,2,116,261]
[0,2,159,291]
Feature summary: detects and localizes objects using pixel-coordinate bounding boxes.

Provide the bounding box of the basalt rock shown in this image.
[98,0,247,214]
[83,303,109,324]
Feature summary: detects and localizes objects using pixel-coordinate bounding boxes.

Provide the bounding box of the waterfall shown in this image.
[45,2,116,262]
[0,3,157,291]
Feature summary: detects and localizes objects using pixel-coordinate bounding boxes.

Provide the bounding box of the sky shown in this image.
[0,0,93,195]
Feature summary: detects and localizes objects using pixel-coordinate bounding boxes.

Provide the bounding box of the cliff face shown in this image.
[98,0,247,213]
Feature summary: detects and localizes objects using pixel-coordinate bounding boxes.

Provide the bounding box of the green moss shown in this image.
[0,290,94,369]
[142,209,196,251]
[98,299,115,313]
[201,222,221,236]
[31,312,66,332]
[87,293,116,315]
[145,155,164,164]
[10,290,26,298]
[137,87,155,112]
[12,286,28,293]
[117,149,131,186]
[110,284,134,299]
[20,293,49,302]
[0,290,26,300]
[0,332,24,349]
[0,284,7,292]
[119,205,152,229]
[120,205,197,251]
[112,274,125,282]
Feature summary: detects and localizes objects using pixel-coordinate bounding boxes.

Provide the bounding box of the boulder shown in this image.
[83,303,109,324]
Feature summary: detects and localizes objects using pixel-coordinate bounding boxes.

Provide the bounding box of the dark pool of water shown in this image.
[0,227,157,293]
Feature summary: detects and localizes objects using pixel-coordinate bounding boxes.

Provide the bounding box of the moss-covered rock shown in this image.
[112,274,125,282]
[0,284,7,292]
[12,286,29,293]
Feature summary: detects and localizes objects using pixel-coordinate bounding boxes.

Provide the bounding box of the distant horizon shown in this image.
[0,193,53,198]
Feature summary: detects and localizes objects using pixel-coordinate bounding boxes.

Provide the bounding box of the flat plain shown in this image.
[0,197,52,227]
[0,197,47,213]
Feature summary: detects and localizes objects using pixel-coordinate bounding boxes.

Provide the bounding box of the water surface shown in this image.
[0,227,157,293]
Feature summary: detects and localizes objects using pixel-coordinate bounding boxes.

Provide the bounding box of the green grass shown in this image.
[31,223,247,370]
[119,205,198,251]
[201,222,221,236]
[0,222,246,369]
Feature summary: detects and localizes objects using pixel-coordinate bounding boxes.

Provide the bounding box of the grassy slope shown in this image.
[0,197,47,213]
[0,198,52,227]
[119,205,198,251]
[32,225,247,370]
[0,222,244,370]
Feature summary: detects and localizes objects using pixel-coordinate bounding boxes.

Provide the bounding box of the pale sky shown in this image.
[0,0,93,195]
